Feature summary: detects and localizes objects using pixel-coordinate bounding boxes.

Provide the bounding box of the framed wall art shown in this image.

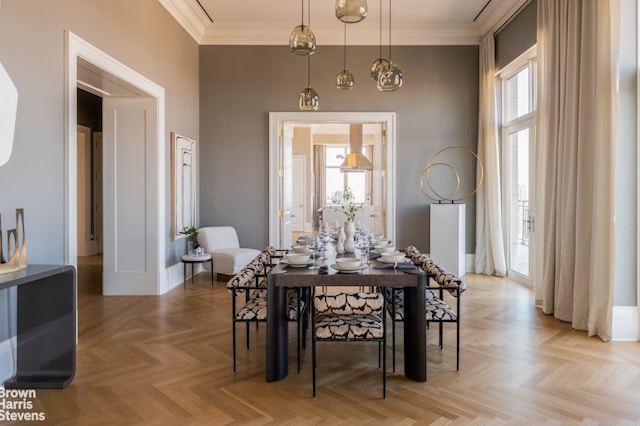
[171,132,196,241]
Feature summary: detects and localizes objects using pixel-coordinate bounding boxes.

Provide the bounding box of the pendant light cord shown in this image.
[379,0,383,58]
[388,0,392,61]
[307,0,312,86]
[301,0,305,27]
[343,23,347,68]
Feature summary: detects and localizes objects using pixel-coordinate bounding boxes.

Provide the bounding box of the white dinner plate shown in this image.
[371,249,394,254]
[282,258,312,267]
[331,263,367,273]
[378,257,411,264]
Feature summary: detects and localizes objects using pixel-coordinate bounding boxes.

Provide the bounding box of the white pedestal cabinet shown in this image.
[430,203,465,277]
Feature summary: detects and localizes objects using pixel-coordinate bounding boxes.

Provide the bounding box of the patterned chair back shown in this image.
[314,291,383,316]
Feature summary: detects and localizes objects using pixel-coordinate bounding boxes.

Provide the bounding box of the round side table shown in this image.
[182,254,213,289]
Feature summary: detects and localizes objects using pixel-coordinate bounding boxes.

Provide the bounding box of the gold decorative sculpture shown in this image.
[0,208,27,274]
[420,146,484,203]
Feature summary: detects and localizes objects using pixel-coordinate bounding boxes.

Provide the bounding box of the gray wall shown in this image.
[199,45,479,253]
[495,0,537,70]
[0,0,199,267]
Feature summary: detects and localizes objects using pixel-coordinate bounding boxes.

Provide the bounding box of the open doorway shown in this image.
[77,90,104,294]
[66,31,167,296]
[269,112,396,250]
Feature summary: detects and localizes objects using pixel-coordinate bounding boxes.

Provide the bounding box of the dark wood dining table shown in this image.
[266,250,427,382]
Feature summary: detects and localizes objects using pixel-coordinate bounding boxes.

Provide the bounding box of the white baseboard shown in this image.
[465,254,475,273]
[0,337,16,384]
[612,306,639,341]
[161,262,184,294]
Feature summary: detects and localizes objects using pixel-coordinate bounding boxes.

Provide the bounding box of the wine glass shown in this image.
[356,234,370,264]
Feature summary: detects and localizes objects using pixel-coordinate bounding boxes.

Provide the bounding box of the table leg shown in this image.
[183,263,187,289]
[191,264,195,285]
[210,259,214,286]
[403,274,427,381]
[266,274,289,382]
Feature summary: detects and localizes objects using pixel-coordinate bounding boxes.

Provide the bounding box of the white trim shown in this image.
[465,254,475,274]
[65,31,167,294]
[497,45,537,78]
[612,306,639,341]
[269,112,396,248]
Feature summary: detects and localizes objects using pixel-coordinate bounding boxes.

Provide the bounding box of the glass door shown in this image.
[500,48,537,286]
[505,127,534,282]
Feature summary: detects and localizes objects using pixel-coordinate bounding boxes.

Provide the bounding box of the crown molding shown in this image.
[159,0,525,46]
[475,0,532,37]
[199,25,481,46]
[158,0,210,43]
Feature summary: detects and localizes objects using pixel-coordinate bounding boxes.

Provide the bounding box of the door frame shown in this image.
[65,31,167,294]
[291,154,307,233]
[268,112,396,247]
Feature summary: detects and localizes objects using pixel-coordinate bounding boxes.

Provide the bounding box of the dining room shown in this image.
[0,0,638,423]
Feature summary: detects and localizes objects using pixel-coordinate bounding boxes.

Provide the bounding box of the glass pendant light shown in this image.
[336,24,354,90]
[299,56,320,110]
[335,0,368,23]
[377,61,403,91]
[370,0,388,81]
[377,0,402,92]
[289,0,316,55]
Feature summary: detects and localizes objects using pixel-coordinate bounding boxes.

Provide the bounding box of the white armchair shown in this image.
[197,226,260,279]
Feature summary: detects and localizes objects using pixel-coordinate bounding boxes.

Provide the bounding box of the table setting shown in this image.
[279,228,416,275]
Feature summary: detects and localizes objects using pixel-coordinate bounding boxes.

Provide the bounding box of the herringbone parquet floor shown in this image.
[24,256,640,425]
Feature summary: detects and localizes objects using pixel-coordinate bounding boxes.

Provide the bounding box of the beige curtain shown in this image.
[535,0,619,341]
[475,33,506,276]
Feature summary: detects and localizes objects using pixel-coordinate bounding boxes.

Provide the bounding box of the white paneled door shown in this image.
[102,98,159,295]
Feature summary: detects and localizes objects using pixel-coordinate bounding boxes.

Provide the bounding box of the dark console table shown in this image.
[0,265,76,388]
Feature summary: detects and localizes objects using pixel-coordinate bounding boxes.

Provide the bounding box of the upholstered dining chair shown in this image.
[312,288,386,398]
[385,246,464,374]
[228,246,308,372]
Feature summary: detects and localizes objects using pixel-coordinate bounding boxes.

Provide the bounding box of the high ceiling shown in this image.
[159,0,530,45]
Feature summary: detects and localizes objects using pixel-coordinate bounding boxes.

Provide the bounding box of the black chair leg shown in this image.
[312,337,317,397]
[383,337,386,399]
[456,322,460,371]
[391,318,396,373]
[232,321,237,372]
[246,322,250,349]
[297,318,301,373]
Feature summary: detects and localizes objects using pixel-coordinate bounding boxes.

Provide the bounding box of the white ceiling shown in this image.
[159,0,530,46]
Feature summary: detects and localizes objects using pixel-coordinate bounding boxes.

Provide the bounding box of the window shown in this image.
[499,46,537,284]
[325,146,368,204]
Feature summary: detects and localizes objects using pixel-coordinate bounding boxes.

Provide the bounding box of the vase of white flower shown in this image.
[330,187,363,253]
